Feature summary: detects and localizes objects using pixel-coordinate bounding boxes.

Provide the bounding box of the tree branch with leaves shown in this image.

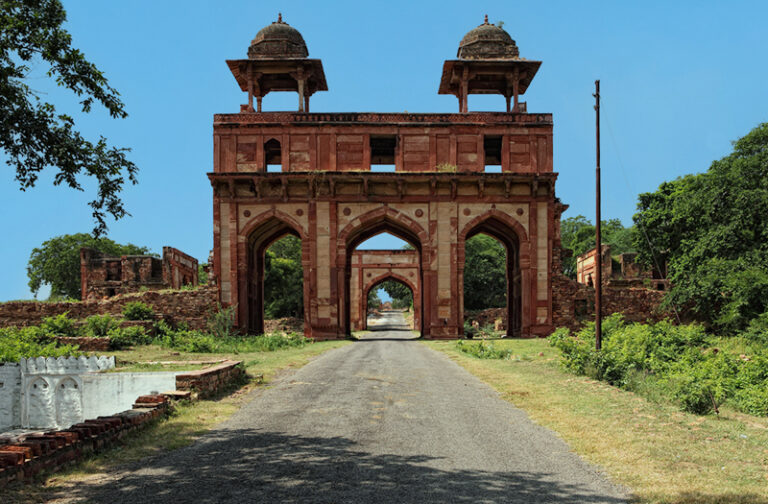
[0,0,137,236]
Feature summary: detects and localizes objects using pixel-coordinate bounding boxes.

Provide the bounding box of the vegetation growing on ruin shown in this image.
[122,301,155,321]
[0,326,81,362]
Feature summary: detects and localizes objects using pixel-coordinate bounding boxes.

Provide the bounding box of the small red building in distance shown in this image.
[209,14,567,339]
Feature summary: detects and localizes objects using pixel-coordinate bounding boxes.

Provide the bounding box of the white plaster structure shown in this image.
[0,356,179,432]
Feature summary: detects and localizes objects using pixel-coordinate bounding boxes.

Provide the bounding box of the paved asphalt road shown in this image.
[62,312,628,503]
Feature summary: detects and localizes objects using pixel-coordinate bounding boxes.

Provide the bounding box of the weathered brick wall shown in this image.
[0,287,218,330]
[81,247,198,301]
[162,247,199,289]
[552,272,671,332]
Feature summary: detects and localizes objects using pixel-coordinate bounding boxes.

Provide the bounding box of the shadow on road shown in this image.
[52,430,629,504]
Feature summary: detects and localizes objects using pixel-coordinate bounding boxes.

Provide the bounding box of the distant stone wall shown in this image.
[552,273,671,332]
[263,317,304,335]
[464,308,506,330]
[0,287,218,331]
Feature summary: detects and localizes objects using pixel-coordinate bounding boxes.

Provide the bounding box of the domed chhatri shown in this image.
[248,13,309,59]
[458,15,520,60]
[438,15,541,113]
[226,13,327,113]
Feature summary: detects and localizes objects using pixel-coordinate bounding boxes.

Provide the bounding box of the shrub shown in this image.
[122,301,155,321]
[207,304,238,339]
[549,315,768,416]
[107,326,152,349]
[239,332,310,352]
[41,312,78,337]
[84,314,120,337]
[0,327,81,362]
[165,330,215,353]
[456,340,513,359]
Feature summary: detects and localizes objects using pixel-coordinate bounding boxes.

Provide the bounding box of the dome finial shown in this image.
[484,14,489,25]
[277,12,283,23]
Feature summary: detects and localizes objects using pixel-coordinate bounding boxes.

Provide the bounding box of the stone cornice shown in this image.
[213,111,553,127]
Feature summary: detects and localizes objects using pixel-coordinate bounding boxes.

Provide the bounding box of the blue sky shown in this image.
[2,0,767,301]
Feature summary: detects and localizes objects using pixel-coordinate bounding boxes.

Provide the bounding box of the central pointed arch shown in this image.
[338,207,429,337]
[362,271,420,331]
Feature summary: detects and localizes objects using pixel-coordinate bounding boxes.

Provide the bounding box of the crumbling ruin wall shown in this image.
[81,247,199,301]
[0,288,217,331]
[552,272,671,332]
[162,247,199,289]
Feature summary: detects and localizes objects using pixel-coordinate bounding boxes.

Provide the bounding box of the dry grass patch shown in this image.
[4,340,349,503]
[425,339,768,504]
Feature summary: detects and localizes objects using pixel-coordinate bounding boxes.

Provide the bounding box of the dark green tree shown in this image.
[263,235,304,318]
[379,279,413,309]
[27,233,151,299]
[367,290,382,310]
[633,123,768,332]
[1,0,137,236]
[463,234,507,310]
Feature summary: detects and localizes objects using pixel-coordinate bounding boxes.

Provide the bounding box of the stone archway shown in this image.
[241,209,309,336]
[338,207,429,337]
[362,271,420,331]
[458,210,531,337]
[349,249,420,331]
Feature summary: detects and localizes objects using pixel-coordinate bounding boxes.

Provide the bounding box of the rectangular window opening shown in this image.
[484,135,502,167]
[370,135,397,167]
[266,165,282,172]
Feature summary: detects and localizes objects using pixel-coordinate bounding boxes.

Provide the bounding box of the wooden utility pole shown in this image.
[594,80,602,351]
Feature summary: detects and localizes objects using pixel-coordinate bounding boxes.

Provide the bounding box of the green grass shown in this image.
[425,338,768,504]
[4,339,350,503]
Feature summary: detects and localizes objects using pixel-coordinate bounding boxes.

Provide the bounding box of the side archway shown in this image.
[459,210,531,337]
[240,209,309,335]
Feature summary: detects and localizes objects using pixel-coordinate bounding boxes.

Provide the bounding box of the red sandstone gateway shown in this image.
[209,15,566,339]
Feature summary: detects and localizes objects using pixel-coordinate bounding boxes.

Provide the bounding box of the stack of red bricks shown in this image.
[0,394,171,489]
[175,360,244,399]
